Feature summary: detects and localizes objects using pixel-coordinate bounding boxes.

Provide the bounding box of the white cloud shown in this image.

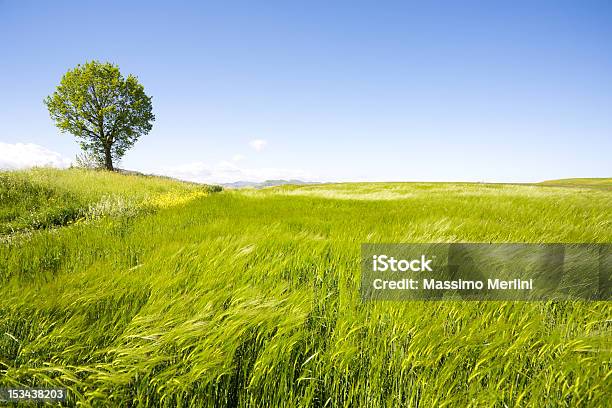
[0,142,314,185]
[154,160,312,184]
[0,142,72,170]
[249,139,267,152]
[157,161,212,180]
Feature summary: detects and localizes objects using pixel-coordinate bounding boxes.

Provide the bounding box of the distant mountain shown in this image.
[222,179,317,189]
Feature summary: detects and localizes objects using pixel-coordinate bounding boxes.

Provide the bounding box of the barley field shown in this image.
[1,169,610,407]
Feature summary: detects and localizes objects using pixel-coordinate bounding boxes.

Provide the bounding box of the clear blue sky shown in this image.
[1,0,611,182]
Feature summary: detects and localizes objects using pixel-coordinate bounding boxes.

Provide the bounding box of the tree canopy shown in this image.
[45,61,154,170]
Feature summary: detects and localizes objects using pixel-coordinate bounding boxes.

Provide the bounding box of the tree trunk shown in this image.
[104,147,114,171]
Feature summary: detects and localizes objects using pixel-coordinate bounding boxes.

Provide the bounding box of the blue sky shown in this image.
[1,0,611,182]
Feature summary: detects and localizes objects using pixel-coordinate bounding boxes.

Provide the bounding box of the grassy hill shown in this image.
[539,177,612,190]
[0,168,217,236]
[1,169,610,406]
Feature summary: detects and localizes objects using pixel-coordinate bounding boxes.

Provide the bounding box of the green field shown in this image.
[1,169,610,407]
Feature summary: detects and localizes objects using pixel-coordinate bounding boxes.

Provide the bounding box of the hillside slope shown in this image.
[539,177,612,189]
[0,168,217,235]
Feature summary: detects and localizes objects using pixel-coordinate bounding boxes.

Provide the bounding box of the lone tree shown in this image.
[45,61,154,171]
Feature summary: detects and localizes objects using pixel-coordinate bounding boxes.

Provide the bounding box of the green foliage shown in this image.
[0,173,610,406]
[74,150,105,169]
[44,61,154,170]
[204,184,224,193]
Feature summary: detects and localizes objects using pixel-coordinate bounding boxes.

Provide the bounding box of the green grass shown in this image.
[0,167,215,235]
[539,177,612,190]
[0,169,611,407]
